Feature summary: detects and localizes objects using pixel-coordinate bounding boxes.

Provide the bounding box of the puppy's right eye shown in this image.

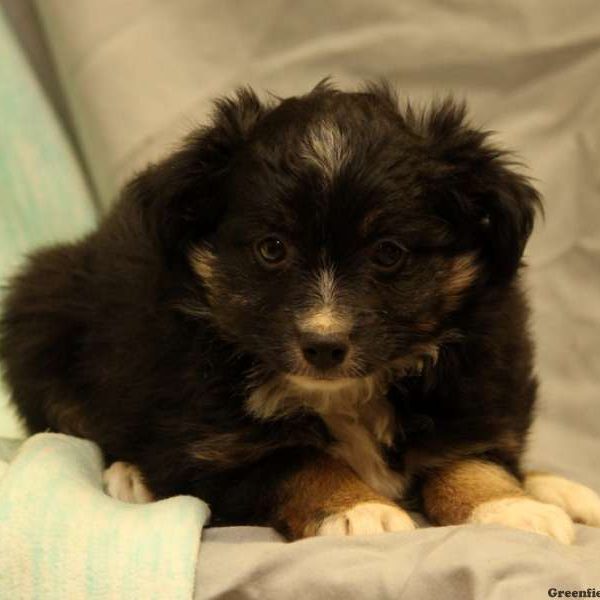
[255,236,288,267]
[370,239,407,271]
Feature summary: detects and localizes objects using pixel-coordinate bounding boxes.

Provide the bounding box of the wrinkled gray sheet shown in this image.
[31,0,600,597]
[195,525,600,600]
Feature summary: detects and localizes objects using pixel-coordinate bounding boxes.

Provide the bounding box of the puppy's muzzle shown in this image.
[299,332,349,370]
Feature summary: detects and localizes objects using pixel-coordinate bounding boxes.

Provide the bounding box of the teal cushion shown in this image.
[0,8,97,437]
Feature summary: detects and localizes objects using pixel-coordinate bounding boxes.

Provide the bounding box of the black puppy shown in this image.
[2,82,599,541]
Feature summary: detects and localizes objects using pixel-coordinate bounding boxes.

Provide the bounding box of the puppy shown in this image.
[1,81,599,542]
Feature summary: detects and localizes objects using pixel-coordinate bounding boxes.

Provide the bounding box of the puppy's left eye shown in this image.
[255,236,288,266]
[371,240,407,271]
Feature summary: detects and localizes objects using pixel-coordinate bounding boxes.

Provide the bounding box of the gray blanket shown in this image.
[195,525,600,599]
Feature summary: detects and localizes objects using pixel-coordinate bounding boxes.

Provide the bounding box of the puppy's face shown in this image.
[148,83,539,388]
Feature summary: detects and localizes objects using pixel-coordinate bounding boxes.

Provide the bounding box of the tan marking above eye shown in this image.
[360,208,386,236]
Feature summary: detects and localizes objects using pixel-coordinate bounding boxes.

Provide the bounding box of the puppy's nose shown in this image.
[300,333,349,370]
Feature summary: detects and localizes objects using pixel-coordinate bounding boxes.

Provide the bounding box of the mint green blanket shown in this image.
[0,434,210,600]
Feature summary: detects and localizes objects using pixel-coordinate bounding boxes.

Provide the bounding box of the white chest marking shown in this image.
[322,396,405,499]
[247,374,405,499]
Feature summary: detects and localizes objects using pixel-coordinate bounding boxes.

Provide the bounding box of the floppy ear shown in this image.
[119,88,267,259]
[417,99,542,280]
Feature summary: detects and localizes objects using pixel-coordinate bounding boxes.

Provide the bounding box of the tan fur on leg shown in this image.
[275,455,414,539]
[422,459,525,524]
[422,459,575,543]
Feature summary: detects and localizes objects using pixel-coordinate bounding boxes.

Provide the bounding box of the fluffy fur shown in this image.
[3,80,594,541]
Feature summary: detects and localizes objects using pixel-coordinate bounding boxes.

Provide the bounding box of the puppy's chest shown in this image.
[247,377,406,498]
[320,396,406,499]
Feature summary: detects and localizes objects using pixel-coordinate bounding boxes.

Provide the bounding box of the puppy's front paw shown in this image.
[468,497,575,544]
[524,473,600,527]
[103,461,154,504]
[316,502,416,537]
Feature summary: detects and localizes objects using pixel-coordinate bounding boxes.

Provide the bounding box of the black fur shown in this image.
[0,81,541,531]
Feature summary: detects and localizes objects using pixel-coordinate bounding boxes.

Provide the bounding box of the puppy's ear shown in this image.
[417,99,542,280]
[121,88,266,257]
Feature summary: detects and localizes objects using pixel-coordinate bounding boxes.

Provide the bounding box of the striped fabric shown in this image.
[0,433,209,600]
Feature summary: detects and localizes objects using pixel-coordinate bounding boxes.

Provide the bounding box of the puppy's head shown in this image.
[131,81,540,389]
